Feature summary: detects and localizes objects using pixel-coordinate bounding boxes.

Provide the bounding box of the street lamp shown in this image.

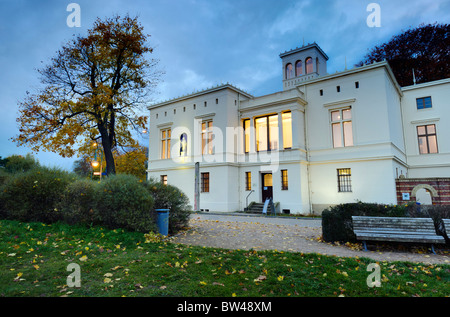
[91,142,103,180]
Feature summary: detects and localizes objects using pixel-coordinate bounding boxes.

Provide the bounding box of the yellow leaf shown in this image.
[277,276,284,281]
[33,265,40,270]
[199,281,207,286]
[79,255,88,262]
[104,278,112,283]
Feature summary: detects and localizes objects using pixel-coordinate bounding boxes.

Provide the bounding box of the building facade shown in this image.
[147,43,450,214]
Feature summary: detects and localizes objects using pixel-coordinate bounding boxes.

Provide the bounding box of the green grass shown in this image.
[0,219,448,297]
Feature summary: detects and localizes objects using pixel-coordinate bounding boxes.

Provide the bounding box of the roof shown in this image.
[279,42,329,60]
[148,83,253,109]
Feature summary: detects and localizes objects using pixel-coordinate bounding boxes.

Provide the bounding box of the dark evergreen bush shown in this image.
[321,202,408,242]
[59,179,99,226]
[0,166,76,223]
[143,178,192,234]
[95,174,155,232]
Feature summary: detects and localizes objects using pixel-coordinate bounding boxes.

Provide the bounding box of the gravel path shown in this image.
[171,213,450,265]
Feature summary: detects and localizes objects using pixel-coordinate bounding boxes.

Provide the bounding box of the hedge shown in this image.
[0,165,191,234]
[321,202,450,244]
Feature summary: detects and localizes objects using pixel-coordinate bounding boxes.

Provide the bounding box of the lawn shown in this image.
[0,219,448,297]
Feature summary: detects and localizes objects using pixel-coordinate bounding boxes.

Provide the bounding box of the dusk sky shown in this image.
[1,0,449,171]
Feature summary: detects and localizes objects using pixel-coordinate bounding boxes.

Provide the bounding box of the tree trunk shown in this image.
[102,139,116,176]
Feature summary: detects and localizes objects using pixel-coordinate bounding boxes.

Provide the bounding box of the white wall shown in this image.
[401,79,450,178]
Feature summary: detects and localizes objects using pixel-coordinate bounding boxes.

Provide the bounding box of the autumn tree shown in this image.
[357,23,449,87]
[13,15,161,176]
[114,145,148,180]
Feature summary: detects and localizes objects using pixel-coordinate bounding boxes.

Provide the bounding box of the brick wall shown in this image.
[396,178,450,205]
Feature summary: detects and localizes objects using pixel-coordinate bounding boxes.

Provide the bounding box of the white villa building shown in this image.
[147,43,450,215]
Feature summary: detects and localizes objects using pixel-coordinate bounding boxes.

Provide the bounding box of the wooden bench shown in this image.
[352,216,445,254]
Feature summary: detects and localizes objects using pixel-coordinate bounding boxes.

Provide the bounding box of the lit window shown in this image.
[417,124,438,154]
[331,108,353,148]
[281,170,288,190]
[201,120,213,155]
[285,63,294,79]
[337,168,352,192]
[243,119,250,153]
[305,57,313,74]
[180,133,188,157]
[282,112,292,149]
[245,172,251,191]
[416,97,432,109]
[201,172,210,193]
[161,128,171,159]
[160,175,167,185]
[295,60,303,76]
[255,114,278,151]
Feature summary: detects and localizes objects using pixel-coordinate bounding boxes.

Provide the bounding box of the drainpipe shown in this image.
[301,84,313,215]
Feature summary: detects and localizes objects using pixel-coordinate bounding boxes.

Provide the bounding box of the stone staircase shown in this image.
[245,202,265,214]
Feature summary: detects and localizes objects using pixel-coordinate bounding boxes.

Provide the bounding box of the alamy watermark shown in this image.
[66,3,81,28]
[67,263,81,287]
[366,3,381,28]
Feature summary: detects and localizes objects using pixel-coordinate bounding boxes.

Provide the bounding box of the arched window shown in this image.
[285,63,293,79]
[305,57,313,74]
[295,60,303,76]
[180,133,188,157]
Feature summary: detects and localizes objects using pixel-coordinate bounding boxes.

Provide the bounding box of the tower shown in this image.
[280,42,329,90]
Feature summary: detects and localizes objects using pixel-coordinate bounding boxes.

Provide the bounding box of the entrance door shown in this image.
[261,173,273,202]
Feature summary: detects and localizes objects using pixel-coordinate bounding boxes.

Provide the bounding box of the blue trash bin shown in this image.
[155,209,170,236]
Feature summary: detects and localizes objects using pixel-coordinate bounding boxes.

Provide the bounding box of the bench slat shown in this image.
[351,216,446,245]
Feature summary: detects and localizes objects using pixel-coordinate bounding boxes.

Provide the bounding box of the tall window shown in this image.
[161,128,171,159]
[245,172,252,191]
[282,112,292,149]
[285,63,293,79]
[243,119,250,153]
[180,133,188,157]
[416,97,432,109]
[201,172,210,193]
[417,124,438,154]
[281,169,288,190]
[160,175,167,185]
[202,120,213,155]
[295,60,303,76]
[331,108,353,148]
[305,57,313,74]
[337,168,352,192]
[255,115,278,151]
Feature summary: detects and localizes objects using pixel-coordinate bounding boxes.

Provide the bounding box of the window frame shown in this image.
[417,124,438,154]
[245,172,252,191]
[305,57,313,74]
[160,128,171,159]
[285,63,294,80]
[281,169,288,190]
[255,114,278,152]
[337,168,352,192]
[201,120,213,155]
[416,96,432,110]
[243,119,250,153]
[180,133,188,157]
[295,60,303,76]
[201,172,210,193]
[331,107,353,148]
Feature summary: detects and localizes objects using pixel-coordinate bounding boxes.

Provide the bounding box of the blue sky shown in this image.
[0,0,449,171]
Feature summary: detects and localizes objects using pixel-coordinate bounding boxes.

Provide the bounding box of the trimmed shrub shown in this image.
[321,202,408,242]
[59,179,99,226]
[0,166,76,223]
[144,179,192,234]
[407,204,450,244]
[95,174,155,232]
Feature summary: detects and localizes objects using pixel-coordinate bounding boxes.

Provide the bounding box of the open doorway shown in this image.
[261,173,273,202]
